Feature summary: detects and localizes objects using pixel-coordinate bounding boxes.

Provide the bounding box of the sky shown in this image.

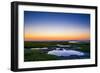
[24,11,90,41]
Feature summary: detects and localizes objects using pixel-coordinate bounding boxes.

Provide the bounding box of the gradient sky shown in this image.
[24,11,90,41]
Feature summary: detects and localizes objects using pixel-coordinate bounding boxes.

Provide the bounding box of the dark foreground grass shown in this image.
[24,49,59,62]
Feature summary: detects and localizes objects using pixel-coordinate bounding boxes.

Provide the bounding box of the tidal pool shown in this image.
[47,48,85,57]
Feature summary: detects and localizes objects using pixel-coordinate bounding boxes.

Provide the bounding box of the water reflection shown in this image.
[29,47,90,59]
[47,48,85,57]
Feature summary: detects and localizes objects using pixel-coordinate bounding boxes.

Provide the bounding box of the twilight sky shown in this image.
[24,11,90,41]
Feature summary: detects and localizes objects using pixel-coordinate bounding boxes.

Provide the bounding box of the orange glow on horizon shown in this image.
[24,33,90,41]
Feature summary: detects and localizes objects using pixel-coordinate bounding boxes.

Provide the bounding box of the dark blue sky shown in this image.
[24,11,90,28]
